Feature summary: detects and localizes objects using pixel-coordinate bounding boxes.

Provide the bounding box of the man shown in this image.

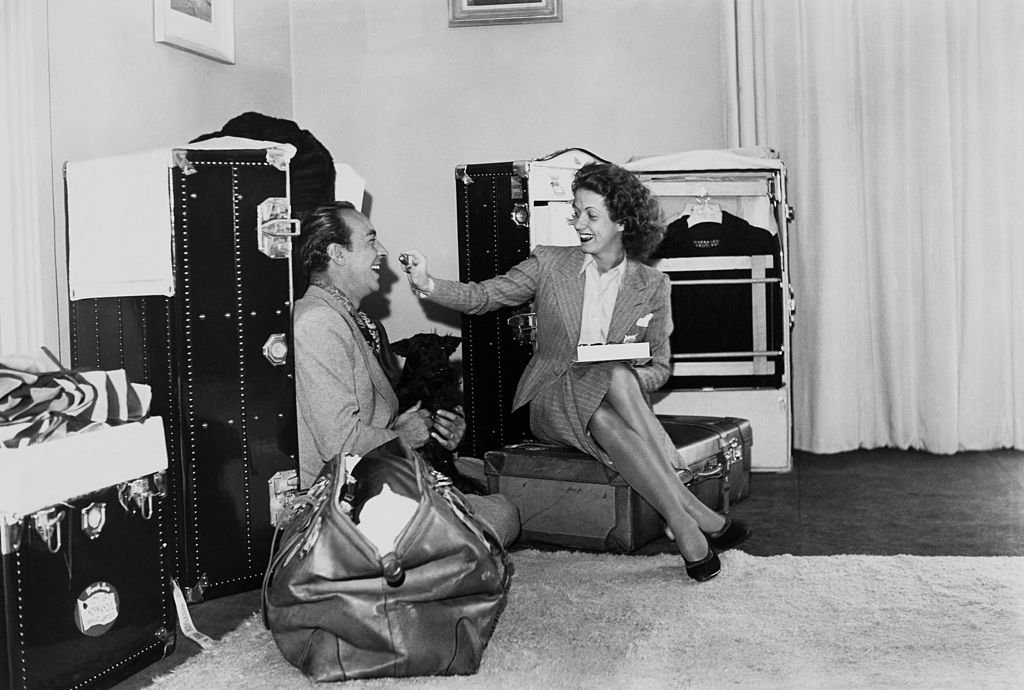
[292,201,519,546]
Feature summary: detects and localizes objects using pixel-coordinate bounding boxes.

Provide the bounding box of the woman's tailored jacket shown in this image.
[427,244,673,409]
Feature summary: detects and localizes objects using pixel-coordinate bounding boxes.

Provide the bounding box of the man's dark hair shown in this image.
[298,200,358,278]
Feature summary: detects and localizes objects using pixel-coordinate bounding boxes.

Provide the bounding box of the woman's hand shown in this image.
[431,405,465,451]
[399,250,433,294]
[392,400,432,449]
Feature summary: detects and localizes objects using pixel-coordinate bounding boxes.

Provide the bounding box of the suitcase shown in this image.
[1,419,175,689]
[66,143,301,601]
[483,415,751,553]
[455,148,607,457]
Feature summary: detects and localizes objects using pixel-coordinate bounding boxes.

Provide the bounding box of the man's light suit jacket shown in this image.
[293,284,399,489]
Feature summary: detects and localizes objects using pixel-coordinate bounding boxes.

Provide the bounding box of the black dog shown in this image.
[390,333,486,495]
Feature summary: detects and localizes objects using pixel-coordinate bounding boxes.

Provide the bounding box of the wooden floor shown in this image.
[640,446,1024,557]
[115,447,1024,688]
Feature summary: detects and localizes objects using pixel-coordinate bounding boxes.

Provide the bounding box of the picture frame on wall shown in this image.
[154,0,235,64]
[448,0,562,28]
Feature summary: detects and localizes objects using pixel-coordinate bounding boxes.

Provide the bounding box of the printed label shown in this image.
[75,582,120,637]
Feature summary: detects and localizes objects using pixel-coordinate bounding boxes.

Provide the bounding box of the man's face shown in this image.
[337,209,388,301]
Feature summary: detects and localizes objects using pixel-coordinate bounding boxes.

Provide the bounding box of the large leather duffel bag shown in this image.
[262,439,512,681]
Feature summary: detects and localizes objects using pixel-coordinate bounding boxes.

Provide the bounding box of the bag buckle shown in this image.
[429,468,454,488]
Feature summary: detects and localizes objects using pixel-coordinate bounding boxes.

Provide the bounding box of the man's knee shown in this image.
[465,494,521,548]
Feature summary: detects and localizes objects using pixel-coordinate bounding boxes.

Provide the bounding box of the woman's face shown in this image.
[571,188,623,257]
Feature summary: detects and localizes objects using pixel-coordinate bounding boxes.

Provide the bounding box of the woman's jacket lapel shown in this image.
[551,252,585,346]
[607,261,654,344]
[549,250,654,346]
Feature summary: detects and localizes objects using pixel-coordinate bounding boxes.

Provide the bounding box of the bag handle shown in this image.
[261,463,340,628]
[260,529,280,628]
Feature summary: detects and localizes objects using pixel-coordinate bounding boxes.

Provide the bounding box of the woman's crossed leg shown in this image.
[588,365,727,563]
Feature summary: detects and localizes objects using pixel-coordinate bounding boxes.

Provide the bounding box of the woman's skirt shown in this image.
[528,361,622,467]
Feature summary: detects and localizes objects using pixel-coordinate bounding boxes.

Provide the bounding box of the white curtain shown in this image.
[1,0,50,357]
[727,0,1024,453]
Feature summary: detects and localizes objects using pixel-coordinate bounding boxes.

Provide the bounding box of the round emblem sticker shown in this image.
[75,582,120,637]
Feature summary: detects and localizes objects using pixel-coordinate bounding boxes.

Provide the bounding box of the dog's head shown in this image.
[391,333,461,376]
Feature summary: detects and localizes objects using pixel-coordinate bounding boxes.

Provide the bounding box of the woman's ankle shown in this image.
[673,526,710,561]
[701,514,728,536]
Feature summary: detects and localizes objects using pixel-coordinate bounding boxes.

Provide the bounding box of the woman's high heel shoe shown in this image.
[684,542,721,582]
[704,517,751,552]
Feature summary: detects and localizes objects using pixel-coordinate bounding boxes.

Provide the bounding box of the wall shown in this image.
[290,0,729,342]
[44,0,294,361]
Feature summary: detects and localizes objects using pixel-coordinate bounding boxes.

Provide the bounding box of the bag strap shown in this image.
[260,521,289,629]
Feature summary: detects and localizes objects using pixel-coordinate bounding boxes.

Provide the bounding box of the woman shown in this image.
[402,162,750,581]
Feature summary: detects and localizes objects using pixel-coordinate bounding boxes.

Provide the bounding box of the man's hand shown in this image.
[392,400,432,449]
[431,405,465,451]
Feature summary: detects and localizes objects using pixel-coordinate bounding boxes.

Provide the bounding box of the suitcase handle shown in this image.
[667,418,745,514]
[536,147,610,164]
[676,463,724,486]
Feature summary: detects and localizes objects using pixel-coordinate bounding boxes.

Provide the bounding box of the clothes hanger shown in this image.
[683,187,722,227]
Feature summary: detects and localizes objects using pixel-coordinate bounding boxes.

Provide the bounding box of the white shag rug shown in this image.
[152,550,1024,689]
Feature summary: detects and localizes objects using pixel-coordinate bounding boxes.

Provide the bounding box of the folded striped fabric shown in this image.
[0,348,151,448]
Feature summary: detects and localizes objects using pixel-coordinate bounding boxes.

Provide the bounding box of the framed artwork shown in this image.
[154,0,235,64]
[448,0,562,27]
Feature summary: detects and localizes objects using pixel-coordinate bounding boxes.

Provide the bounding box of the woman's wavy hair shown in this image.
[298,200,358,279]
[572,162,664,263]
